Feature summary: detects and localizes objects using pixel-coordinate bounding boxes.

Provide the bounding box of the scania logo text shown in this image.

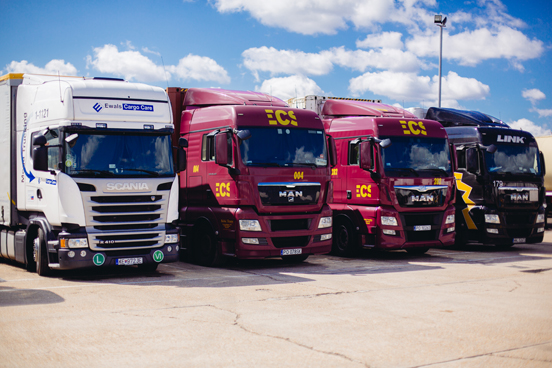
[106,183,149,191]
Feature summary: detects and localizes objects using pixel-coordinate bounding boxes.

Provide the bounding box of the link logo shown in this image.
[266,109,297,126]
[356,184,371,198]
[400,120,427,136]
[93,103,102,112]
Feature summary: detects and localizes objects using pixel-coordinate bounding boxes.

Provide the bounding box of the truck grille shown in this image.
[395,185,448,208]
[400,212,443,242]
[270,219,310,231]
[79,183,170,251]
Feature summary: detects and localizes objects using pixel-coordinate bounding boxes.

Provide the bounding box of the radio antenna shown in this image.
[161,56,169,89]
[58,71,64,103]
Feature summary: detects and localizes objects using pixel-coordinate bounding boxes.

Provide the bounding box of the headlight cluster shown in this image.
[445,215,455,224]
[318,217,332,229]
[537,214,545,223]
[484,214,500,224]
[239,220,262,232]
[61,238,88,249]
[165,234,179,244]
[381,216,398,226]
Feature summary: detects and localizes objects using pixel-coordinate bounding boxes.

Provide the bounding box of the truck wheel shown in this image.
[192,223,224,267]
[35,228,52,277]
[25,231,36,272]
[332,218,358,257]
[406,247,429,255]
[281,254,309,263]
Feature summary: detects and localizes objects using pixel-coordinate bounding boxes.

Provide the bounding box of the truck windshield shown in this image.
[239,127,327,167]
[64,132,174,177]
[381,136,451,177]
[484,145,541,175]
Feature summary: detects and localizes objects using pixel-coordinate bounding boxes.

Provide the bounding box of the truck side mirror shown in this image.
[33,146,48,171]
[327,135,337,167]
[359,141,373,170]
[215,133,229,166]
[540,151,546,176]
[176,148,187,173]
[466,147,479,174]
[178,137,188,148]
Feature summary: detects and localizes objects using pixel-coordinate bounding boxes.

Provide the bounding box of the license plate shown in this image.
[116,257,143,266]
[413,225,431,231]
[281,248,302,256]
[513,238,526,244]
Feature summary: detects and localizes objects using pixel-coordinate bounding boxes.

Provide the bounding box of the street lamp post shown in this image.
[434,15,447,107]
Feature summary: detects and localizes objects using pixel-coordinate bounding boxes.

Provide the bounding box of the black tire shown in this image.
[406,247,429,255]
[25,229,36,272]
[137,263,159,273]
[35,228,52,277]
[192,222,224,267]
[281,254,309,263]
[332,217,358,257]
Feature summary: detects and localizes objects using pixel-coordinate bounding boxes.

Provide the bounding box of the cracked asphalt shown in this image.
[1,231,551,368]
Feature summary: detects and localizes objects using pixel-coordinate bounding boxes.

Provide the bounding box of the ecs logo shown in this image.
[400,120,427,136]
[266,109,297,126]
[216,182,231,197]
[356,184,371,198]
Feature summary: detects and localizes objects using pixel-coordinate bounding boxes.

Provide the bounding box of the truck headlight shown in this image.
[445,215,455,224]
[484,214,500,224]
[239,220,262,231]
[381,216,398,226]
[165,234,179,244]
[67,238,88,248]
[537,214,545,223]
[318,217,332,229]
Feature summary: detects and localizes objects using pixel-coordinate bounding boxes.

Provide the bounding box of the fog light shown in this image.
[167,246,173,252]
[537,214,545,223]
[485,214,500,224]
[242,238,260,245]
[487,228,499,234]
[80,250,87,257]
[68,251,75,258]
[447,227,455,233]
[321,234,332,241]
[445,215,455,224]
[176,245,180,251]
[383,229,396,235]
[538,227,545,233]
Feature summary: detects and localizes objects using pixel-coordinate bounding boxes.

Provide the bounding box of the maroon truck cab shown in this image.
[167,88,334,266]
[312,98,456,255]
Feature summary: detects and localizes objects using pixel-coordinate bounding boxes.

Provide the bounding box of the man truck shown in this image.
[535,135,551,228]
[289,96,456,256]
[167,88,335,266]
[0,73,180,275]
[425,107,546,246]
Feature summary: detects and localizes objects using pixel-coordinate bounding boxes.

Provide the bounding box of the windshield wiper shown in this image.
[422,168,449,177]
[389,168,419,177]
[291,163,318,168]
[70,169,114,176]
[122,168,160,176]
[247,162,281,167]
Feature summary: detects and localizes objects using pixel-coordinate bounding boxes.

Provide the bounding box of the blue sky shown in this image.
[2,0,551,136]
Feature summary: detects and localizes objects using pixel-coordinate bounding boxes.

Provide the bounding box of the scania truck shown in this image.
[167,87,335,266]
[289,96,456,256]
[0,73,180,275]
[424,107,546,246]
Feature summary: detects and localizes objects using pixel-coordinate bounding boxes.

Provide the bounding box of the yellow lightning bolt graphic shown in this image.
[454,172,477,229]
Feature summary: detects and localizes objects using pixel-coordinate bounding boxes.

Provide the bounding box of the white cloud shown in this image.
[356,32,404,49]
[242,47,333,81]
[509,118,551,137]
[348,71,489,106]
[242,46,420,80]
[407,26,544,67]
[169,54,231,84]
[142,47,161,57]
[255,75,324,101]
[86,44,230,84]
[522,88,546,105]
[5,59,77,75]
[533,108,552,118]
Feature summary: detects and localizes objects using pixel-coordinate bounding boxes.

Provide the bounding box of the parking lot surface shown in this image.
[1,231,552,367]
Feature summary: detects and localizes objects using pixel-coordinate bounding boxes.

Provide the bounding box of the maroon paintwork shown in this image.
[321,99,455,251]
[168,88,333,260]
